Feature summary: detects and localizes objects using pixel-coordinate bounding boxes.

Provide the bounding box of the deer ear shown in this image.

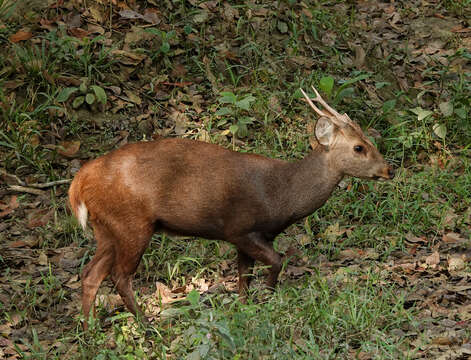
[315,116,336,147]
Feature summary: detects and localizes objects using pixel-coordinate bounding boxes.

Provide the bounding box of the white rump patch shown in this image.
[77,202,88,230]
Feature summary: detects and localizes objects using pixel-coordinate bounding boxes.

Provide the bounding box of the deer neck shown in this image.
[282,147,344,222]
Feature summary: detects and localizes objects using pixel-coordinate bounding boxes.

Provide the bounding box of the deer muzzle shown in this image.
[373,165,395,180]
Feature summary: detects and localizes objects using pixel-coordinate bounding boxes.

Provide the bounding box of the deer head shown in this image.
[301,86,394,180]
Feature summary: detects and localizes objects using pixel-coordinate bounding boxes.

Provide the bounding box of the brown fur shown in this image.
[69,132,394,329]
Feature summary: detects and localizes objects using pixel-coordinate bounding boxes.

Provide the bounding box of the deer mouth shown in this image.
[372,167,395,181]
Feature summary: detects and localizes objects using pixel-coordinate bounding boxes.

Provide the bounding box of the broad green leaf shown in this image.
[187,350,201,360]
[56,87,78,102]
[217,119,228,127]
[382,99,396,114]
[215,107,233,116]
[235,95,255,111]
[85,93,95,105]
[79,81,87,93]
[193,11,208,24]
[410,107,433,121]
[455,107,467,119]
[439,101,453,117]
[166,30,176,39]
[277,21,288,34]
[90,85,107,105]
[187,290,200,306]
[160,308,184,320]
[109,312,135,323]
[184,24,192,35]
[335,87,354,102]
[375,81,390,89]
[144,28,162,37]
[72,96,84,109]
[238,116,254,125]
[214,323,235,348]
[196,344,210,357]
[433,123,446,139]
[237,123,248,137]
[336,74,370,94]
[229,124,239,135]
[160,41,170,54]
[319,76,334,97]
[218,92,237,104]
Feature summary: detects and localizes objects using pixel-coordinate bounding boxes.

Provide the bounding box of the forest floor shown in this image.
[1,0,471,359]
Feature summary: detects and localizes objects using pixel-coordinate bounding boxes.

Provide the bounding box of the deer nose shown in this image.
[387,167,395,179]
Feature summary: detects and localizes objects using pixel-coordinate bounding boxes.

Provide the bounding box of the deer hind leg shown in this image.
[233,233,282,295]
[110,222,153,322]
[81,224,115,330]
[237,250,255,302]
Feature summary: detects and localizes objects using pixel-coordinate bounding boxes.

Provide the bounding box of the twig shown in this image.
[8,185,46,196]
[1,169,71,188]
[27,179,71,188]
[0,169,26,186]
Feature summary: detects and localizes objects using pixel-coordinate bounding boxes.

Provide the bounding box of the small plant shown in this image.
[145,28,177,65]
[161,290,237,358]
[0,91,58,175]
[56,79,107,109]
[215,91,256,143]
[0,0,15,21]
[41,30,115,81]
[315,73,371,104]
[13,43,56,87]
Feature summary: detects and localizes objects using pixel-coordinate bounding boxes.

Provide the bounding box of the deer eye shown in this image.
[354,145,364,153]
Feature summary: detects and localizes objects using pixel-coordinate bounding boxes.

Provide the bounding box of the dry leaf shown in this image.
[89,4,105,23]
[0,195,19,218]
[68,28,90,39]
[442,232,466,243]
[339,248,362,261]
[58,140,81,158]
[38,251,48,266]
[87,23,105,35]
[296,234,311,246]
[353,44,366,68]
[143,8,162,24]
[9,236,38,248]
[425,251,440,268]
[192,278,209,292]
[448,256,466,272]
[405,232,427,244]
[123,90,142,105]
[397,262,416,274]
[171,64,188,78]
[27,208,53,228]
[10,30,33,43]
[323,223,345,241]
[432,337,454,346]
[112,49,147,65]
[96,294,123,311]
[154,281,179,304]
[119,9,143,20]
[65,275,82,289]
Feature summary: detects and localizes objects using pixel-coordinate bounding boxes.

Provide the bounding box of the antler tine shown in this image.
[300,88,327,118]
[310,86,342,118]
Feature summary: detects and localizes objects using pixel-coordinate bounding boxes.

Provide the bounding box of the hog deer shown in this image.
[69,87,394,329]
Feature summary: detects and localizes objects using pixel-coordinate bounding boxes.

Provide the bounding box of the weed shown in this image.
[215,91,256,143]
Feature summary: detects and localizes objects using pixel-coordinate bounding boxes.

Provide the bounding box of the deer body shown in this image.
[69,88,394,329]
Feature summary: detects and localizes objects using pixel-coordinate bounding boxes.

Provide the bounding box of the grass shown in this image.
[0,0,470,359]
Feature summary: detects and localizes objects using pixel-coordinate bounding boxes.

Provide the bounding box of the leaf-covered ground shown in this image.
[1,0,470,359]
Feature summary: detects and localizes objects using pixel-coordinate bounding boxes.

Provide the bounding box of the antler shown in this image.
[299,88,327,118]
[309,86,342,118]
[300,86,351,127]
